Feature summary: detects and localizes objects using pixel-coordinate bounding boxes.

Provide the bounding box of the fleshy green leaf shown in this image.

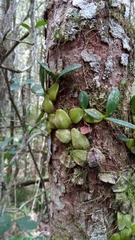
[117,212,132,231]
[56,64,82,81]
[130,146,135,154]
[0,214,12,236]
[37,60,57,80]
[130,95,135,114]
[78,91,89,109]
[105,117,135,130]
[36,112,45,124]
[35,20,47,28]
[21,23,31,30]
[117,212,126,230]
[23,79,35,85]
[120,228,132,240]
[131,223,135,236]
[10,83,20,90]
[106,88,120,117]
[85,108,104,120]
[40,65,47,92]
[126,139,135,149]
[124,214,132,228]
[110,233,120,240]
[118,134,128,142]
[131,80,135,97]
[15,216,37,231]
[31,84,44,96]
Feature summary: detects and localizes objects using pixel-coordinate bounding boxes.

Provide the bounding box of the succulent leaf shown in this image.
[120,228,132,240]
[48,82,59,101]
[78,91,89,109]
[126,138,135,149]
[48,114,56,126]
[106,88,120,117]
[69,108,84,124]
[131,223,135,236]
[85,108,104,120]
[71,150,87,166]
[71,128,90,150]
[46,121,53,134]
[56,64,82,81]
[131,95,135,114]
[55,129,71,143]
[43,94,54,113]
[55,109,72,129]
[83,113,102,123]
[105,117,135,130]
[132,115,135,124]
[110,233,120,240]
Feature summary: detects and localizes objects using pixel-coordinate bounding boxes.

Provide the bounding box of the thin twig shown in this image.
[28,143,49,215]
[5,188,49,214]
[5,37,34,45]
[1,63,33,73]
[3,31,30,61]
[3,70,23,127]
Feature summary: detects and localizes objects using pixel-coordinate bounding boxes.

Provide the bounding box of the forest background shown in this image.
[0,0,49,239]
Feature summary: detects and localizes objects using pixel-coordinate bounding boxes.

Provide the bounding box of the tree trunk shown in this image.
[45,1,134,239]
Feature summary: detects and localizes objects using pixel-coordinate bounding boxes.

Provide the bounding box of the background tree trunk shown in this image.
[45,1,134,239]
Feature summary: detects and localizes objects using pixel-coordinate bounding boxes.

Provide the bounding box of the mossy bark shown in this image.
[45,1,134,239]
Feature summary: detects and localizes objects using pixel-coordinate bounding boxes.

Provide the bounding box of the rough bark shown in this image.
[45,1,134,239]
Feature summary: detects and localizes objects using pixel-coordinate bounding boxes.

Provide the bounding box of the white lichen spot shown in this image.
[51,172,66,211]
[49,60,57,73]
[46,0,54,10]
[99,25,109,44]
[121,53,129,66]
[58,182,66,194]
[80,3,97,19]
[109,19,131,51]
[53,171,58,183]
[81,49,101,73]
[72,0,105,19]
[123,37,131,52]
[51,187,65,210]
[99,92,106,99]
[56,58,63,73]
[71,168,84,185]
[72,1,97,19]
[88,210,107,239]
[52,6,81,43]
[111,0,119,7]
[102,55,114,80]
[111,0,130,18]
[93,76,101,88]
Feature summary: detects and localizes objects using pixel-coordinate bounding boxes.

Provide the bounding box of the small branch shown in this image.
[28,143,49,215]
[5,188,49,214]
[1,63,33,73]
[12,178,49,189]
[5,37,34,45]
[3,1,31,41]
[3,70,23,127]
[3,31,30,61]
[0,125,22,129]
[10,132,46,165]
